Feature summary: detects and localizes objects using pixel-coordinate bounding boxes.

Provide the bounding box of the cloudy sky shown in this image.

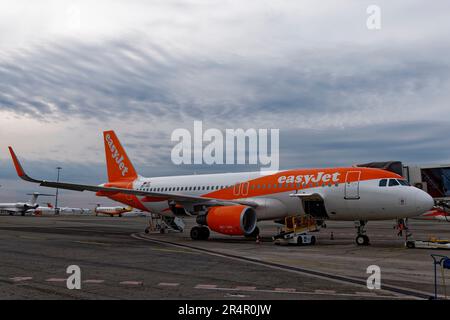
[1,0,449,206]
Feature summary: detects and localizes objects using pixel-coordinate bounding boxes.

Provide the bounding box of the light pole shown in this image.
[55,167,62,215]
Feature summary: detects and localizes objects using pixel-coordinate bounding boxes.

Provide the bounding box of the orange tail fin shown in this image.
[103,130,138,182]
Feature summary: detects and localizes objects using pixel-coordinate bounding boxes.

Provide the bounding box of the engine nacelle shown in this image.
[196,205,257,236]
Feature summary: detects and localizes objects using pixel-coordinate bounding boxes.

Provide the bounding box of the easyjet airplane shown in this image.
[8,130,434,245]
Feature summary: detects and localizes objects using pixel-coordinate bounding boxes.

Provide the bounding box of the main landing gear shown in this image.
[355,220,370,246]
[190,226,210,240]
[244,226,260,238]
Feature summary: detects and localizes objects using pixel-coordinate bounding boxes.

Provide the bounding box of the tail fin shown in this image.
[30,193,39,205]
[47,203,53,208]
[26,192,55,205]
[103,130,138,182]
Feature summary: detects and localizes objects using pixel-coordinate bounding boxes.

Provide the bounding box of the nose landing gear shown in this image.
[355,220,370,246]
[395,218,412,239]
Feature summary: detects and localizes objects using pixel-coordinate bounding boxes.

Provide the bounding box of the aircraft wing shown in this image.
[8,147,258,208]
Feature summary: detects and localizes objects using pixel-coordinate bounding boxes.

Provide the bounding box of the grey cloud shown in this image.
[280,121,450,168]
[0,35,449,130]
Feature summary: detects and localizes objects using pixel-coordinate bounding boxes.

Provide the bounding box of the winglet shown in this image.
[8,146,26,177]
[8,147,42,183]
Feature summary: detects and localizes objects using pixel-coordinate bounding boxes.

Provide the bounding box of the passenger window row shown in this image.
[137,182,340,192]
[138,185,228,192]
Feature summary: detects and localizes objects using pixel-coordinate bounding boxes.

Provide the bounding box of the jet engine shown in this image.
[196,205,257,236]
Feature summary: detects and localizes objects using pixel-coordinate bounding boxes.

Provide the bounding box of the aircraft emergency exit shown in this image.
[8,130,434,245]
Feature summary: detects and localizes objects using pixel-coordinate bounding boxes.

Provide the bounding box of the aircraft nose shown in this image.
[415,189,434,214]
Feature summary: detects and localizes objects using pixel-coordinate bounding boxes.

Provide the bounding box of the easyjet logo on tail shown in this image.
[105,134,129,177]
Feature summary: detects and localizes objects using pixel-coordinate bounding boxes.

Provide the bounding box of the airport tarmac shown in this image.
[0,215,448,300]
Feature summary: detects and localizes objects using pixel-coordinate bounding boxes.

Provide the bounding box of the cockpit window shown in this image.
[379,179,387,187]
[397,179,410,186]
[388,179,400,186]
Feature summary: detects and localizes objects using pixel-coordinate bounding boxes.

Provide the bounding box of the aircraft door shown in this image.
[233,182,249,197]
[345,171,361,200]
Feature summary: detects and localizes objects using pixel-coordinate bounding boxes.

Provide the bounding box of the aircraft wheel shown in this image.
[119,214,122,217]
[406,241,415,249]
[144,227,150,234]
[356,235,369,246]
[245,226,260,238]
[200,227,210,240]
[190,226,201,240]
[297,236,303,246]
[310,236,316,245]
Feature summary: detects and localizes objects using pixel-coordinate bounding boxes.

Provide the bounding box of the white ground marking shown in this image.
[158,282,180,287]
[46,278,67,282]
[225,293,249,298]
[235,286,257,290]
[355,291,378,296]
[194,285,407,299]
[83,280,105,284]
[315,289,337,294]
[119,281,143,286]
[195,284,218,289]
[275,288,297,292]
[10,277,33,282]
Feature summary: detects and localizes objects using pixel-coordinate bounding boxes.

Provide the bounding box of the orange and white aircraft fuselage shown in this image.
[8,130,434,245]
[112,169,432,221]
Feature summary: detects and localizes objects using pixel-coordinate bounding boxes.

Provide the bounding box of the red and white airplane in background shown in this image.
[8,130,434,245]
[94,204,132,217]
[32,203,57,216]
[417,205,450,222]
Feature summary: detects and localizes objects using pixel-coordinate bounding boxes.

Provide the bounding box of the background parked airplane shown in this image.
[32,203,91,216]
[0,192,55,216]
[94,204,132,217]
[8,131,434,245]
[416,203,450,222]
